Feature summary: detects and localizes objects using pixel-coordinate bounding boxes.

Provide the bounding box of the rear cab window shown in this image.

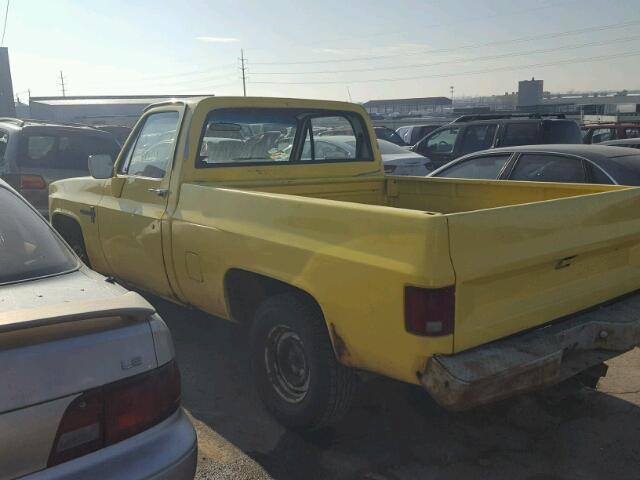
[0,187,77,284]
[196,108,373,167]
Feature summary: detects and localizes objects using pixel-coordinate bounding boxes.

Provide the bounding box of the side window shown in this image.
[123,111,179,178]
[197,108,371,167]
[586,163,614,184]
[435,154,511,179]
[57,133,120,172]
[422,127,460,154]
[591,128,614,143]
[510,154,585,183]
[501,123,539,147]
[0,131,8,165]
[24,136,57,165]
[458,124,497,155]
[624,127,640,139]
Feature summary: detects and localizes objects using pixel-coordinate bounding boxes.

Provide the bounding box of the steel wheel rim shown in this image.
[264,325,310,404]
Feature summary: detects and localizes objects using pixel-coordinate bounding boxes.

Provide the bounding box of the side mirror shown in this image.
[88,154,114,179]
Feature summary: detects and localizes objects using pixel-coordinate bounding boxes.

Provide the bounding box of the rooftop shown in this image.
[29,94,213,107]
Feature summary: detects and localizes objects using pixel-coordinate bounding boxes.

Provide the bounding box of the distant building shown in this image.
[362,97,452,115]
[0,47,16,117]
[27,95,212,127]
[518,77,543,108]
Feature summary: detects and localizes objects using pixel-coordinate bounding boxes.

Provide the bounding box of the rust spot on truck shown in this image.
[330,324,350,361]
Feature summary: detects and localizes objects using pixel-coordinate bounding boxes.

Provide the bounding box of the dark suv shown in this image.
[411,114,582,169]
[0,118,120,217]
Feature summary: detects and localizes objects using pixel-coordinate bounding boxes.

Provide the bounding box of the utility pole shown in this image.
[58,71,66,97]
[450,85,455,104]
[239,49,247,97]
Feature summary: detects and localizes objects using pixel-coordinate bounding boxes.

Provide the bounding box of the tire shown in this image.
[250,293,358,431]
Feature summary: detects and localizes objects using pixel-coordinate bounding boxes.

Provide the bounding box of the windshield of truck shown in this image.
[197,108,373,167]
[0,187,77,285]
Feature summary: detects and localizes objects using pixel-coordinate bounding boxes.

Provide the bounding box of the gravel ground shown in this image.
[147,295,640,480]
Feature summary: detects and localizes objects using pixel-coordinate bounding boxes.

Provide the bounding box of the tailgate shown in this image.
[447,187,640,352]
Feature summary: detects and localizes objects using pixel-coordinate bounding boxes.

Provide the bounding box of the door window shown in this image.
[422,127,460,154]
[624,127,640,139]
[458,124,497,155]
[434,154,511,179]
[122,111,180,178]
[590,128,614,143]
[501,123,539,147]
[510,154,585,183]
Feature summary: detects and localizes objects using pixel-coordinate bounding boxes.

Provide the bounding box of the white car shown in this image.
[0,179,196,480]
[301,135,433,176]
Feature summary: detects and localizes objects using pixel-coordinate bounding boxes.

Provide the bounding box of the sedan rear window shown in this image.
[0,188,77,284]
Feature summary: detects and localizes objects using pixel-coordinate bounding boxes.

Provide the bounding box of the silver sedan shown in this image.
[0,179,196,480]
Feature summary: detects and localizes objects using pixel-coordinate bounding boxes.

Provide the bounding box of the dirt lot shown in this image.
[148,295,640,480]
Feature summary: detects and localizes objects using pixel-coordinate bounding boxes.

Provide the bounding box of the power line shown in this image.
[250,33,640,76]
[249,51,640,86]
[1,0,9,47]
[250,18,640,66]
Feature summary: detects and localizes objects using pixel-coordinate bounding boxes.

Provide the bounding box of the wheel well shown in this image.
[224,269,323,327]
[51,214,83,245]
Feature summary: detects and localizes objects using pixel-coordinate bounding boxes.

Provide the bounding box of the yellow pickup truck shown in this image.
[49,96,640,430]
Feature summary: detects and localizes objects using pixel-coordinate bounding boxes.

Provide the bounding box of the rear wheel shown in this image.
[250,293,358,430]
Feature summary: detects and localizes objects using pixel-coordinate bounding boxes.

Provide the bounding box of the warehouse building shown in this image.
[26,95,211,127]
[362,97,452,116]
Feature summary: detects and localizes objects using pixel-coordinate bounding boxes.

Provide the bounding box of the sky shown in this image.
[3,0,640,103]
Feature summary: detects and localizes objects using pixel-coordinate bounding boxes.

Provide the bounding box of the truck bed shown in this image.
[172,175,640,383]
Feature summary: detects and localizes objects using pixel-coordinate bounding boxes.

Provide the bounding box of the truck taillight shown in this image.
[48,361,181,467]
[404,286,455,336]
[20,174,47,190]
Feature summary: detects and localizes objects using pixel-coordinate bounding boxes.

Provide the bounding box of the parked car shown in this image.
[319,125,407,146]
[600,138,640,149]
[412,114,582,170]
[373,126,407,146]
[581,122,640,144]
[428,144,640,185]
[50,96,640,431]
[0,118,121,217]
[0,179,197,479]
[395,124,441,146]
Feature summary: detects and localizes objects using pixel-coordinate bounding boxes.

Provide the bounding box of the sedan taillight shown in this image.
[20,174,47,190]
[48,361,181,467]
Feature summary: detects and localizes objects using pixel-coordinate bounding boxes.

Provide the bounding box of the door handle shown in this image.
[147,188,169,197]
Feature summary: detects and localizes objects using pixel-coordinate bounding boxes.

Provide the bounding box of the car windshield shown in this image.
[0,187,77,284]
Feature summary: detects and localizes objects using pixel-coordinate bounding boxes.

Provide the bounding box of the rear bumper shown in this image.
[24,408,197,480]
[421,292,640,410]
